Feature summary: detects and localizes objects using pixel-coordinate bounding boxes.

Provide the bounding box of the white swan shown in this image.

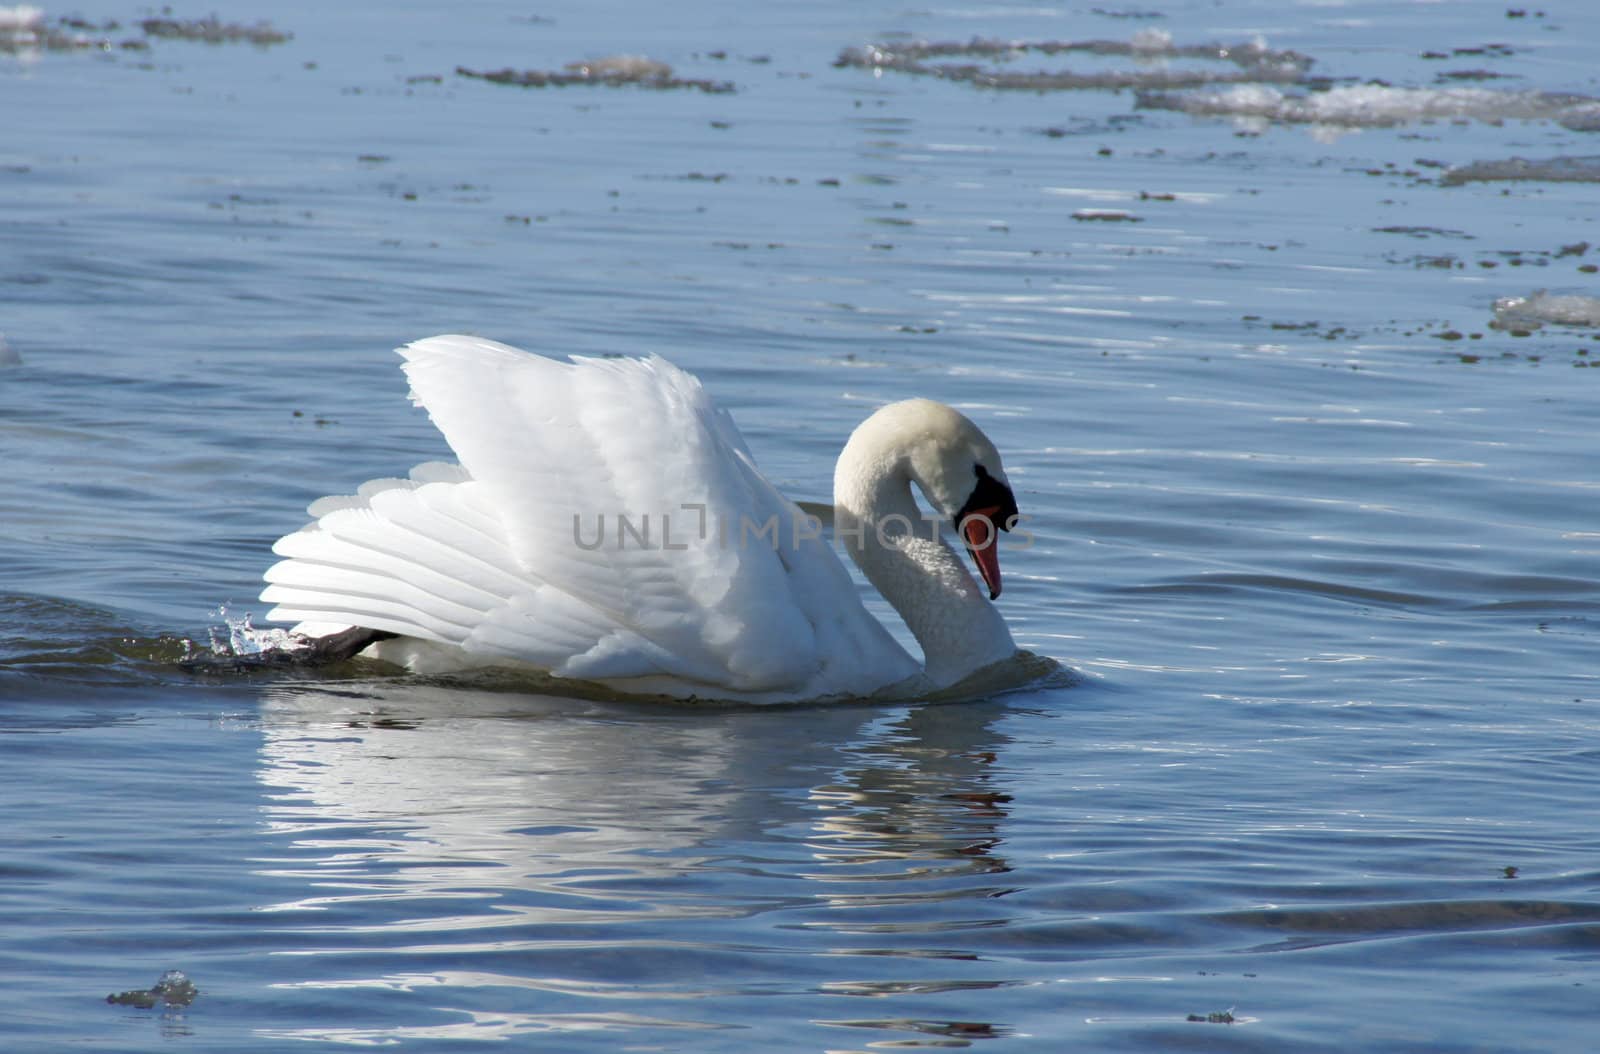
[261,335,1026,703]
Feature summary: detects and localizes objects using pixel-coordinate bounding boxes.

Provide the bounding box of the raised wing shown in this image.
[262,335,913,696]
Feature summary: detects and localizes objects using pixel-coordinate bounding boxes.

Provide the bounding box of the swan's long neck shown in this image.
[834,449,1016,688]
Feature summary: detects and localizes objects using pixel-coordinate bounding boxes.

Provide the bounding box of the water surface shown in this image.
[3,0,1598,1049]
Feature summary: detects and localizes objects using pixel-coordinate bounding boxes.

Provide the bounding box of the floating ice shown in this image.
[834,35,1313,92]
[1442,155,1600,186]
[0,8,290,52]
[0,3,42,49]
[0,5,42,30]
[457,55,734,93]
[1138,83,1600,132]
[1129,28,1173,54]
[565,54,673,80]
[139,16,290,46]
[1492,290,1600,330]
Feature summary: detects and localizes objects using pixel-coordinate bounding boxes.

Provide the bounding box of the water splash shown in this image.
[189,606,313,666]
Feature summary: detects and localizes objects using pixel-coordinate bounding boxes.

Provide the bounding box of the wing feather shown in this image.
[261,335,916,697]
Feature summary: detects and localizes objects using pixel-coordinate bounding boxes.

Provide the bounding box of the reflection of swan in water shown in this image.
[258,683,1015,890]
[261,336,1036,703]
[258,686,758,916]
[253,682,1018,1042]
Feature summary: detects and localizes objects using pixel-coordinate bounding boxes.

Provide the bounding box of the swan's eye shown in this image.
[957,463,1019,532]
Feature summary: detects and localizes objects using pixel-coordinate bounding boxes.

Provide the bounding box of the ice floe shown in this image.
[457,55,734,93]
[138,15,289,46]
[1442,155,1600,186]
[0,7,290,52]
[1137,83,1600,133]
[1492,290,1600,330]
[834,35,1313,92]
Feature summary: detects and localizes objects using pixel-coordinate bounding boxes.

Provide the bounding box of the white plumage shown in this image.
[262,335,1022,703]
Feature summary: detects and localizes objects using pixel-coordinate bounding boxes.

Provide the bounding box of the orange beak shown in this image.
[959,506,1004,600]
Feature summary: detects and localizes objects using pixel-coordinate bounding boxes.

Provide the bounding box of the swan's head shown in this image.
[841,398,1020,599]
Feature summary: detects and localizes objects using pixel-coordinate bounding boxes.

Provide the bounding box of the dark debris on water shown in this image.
[1187,1009,1237,1024]
[1381,238,1596,278]
[107,970,198,1010]
[1238,313,1596,370]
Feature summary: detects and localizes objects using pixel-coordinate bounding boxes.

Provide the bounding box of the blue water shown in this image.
[4,0,1599,1049]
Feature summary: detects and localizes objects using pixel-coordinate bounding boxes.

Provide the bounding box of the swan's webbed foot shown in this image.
[180,625,399,672]
[294,626,399,664]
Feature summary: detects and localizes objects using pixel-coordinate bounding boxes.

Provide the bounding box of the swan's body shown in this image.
[261,335,1023,703]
